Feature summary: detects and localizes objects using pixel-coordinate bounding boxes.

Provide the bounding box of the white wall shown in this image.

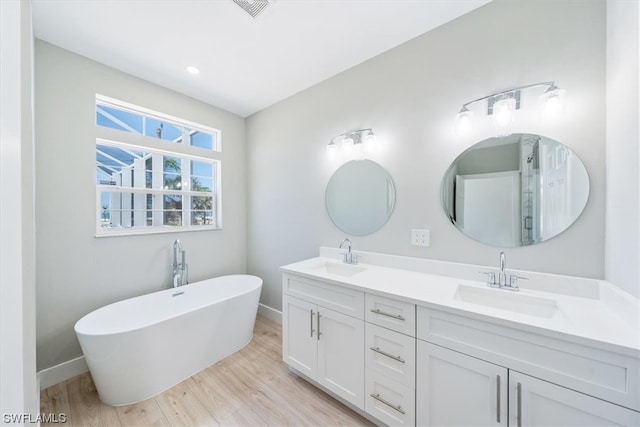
[35,41,247,370]
[1,0,39,418]
[605,0,640,298]
[246,0,607,311]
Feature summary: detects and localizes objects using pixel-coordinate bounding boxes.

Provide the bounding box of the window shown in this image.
[96,95,221,236]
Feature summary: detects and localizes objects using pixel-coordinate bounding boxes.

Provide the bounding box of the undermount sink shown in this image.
[454,284,558,318]
[309,261,367,277]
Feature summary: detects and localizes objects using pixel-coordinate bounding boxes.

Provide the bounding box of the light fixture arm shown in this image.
[454,80,565,137]
[461,81,557,110]
[330,128,373,143]
[327,128,377,158]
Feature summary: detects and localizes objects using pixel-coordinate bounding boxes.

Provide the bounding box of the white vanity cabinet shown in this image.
[281,254,640,426]
[282,274,365,409]
[417,341,640,426]
[416,306,640,427]
[364,294,416,426]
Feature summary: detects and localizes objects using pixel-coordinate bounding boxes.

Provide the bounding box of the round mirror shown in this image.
[441,134,589,247]
[326,160,396,236]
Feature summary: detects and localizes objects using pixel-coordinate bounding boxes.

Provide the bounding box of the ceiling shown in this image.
[32,0,490,117]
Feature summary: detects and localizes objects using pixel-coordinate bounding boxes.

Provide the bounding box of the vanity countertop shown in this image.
[281,255,640,358]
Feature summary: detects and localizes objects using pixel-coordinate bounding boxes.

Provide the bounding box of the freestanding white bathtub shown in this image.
[74,274,262,406]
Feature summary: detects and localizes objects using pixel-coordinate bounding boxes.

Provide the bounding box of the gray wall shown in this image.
[246,0,607,311]
[35,41,247,370]
[605,0,640,298]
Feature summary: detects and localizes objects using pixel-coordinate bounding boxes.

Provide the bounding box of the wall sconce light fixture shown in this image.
[455,81,566,136]
[328,129,377,158]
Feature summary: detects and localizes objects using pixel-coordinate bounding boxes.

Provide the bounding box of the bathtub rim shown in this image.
[74,274,262,337]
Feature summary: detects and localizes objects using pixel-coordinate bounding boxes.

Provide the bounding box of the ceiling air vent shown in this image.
[232,0,272,19]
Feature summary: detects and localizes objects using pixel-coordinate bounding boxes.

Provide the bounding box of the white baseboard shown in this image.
[258,303,282,324]
[38,355,88,390]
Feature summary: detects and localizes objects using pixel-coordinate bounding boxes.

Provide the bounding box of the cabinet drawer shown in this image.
[283,274,364,319]
[417,306,640,411]
[365,293,415,336]
[365,369,415,426]
[365,323,415,388]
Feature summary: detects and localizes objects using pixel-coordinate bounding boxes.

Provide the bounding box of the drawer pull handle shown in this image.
[370,346,405,364]
[370,393,406,415]
[516,382,522,427]
[310,309,315,338]
[370,308,406,321]
[496,374,501,423]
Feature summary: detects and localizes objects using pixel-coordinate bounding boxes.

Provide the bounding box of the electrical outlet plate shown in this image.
[411,229,430,247]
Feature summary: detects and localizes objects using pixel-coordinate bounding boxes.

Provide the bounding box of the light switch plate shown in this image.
[411,229,430,247]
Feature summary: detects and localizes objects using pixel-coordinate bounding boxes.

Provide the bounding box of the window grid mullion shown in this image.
[96,95,220,236]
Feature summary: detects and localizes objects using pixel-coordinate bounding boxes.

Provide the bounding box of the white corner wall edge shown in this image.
[38,356,88,390]
[259,302,282,324]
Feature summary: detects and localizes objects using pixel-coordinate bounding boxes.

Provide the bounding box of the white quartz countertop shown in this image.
[281,256,640,358]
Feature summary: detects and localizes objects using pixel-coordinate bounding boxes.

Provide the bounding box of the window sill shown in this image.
[95,225,221,238]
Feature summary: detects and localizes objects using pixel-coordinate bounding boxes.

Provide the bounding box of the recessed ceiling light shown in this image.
[186,66,200,75]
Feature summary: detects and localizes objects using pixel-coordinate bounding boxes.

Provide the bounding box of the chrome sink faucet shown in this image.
[482,252,526,291]
[172,239,188,287]
[339,238,358,264]
[499,251,507,287]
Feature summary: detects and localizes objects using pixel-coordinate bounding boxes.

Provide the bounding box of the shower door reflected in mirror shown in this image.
[441,134,590,247]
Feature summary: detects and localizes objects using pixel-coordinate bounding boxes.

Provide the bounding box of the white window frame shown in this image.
[96,94,222,151]
[95,96,222,237]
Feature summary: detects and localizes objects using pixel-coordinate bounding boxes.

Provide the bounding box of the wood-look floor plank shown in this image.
[289,375,375,427]
[217,403,269,427]
[115,398,170,426]
[254,315,281,336]
[232,345,373,427]
[41,315,372,427]
[245,319,283,363]
[184,371,244,422]
[210,357,313,426]
[154,380,219,427]
[66,372,121,427]
[40,382,71,427]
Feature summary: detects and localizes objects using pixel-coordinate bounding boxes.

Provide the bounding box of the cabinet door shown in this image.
[317,307,365,409]
[417,341,507,426]
[282,295,317,379]
[510,371,640,427]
